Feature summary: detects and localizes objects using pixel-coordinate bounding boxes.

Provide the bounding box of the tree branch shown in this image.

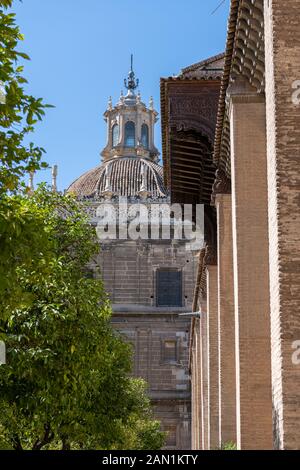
[12,434,23,451]
[32,423,54,450]
[61,436,71,450]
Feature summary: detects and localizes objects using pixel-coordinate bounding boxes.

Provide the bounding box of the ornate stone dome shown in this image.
[67,156,168,199]
[68,60,167,201]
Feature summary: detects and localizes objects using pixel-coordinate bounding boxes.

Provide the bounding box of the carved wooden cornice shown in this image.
[161,78,222,191]
[170,94,219,127]
[181,53,225,78]
[168,92,218,147]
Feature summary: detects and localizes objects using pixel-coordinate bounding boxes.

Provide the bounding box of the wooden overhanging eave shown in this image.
[160,78,221,204]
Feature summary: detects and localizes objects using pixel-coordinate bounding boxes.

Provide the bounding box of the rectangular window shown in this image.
[156,269,182,307]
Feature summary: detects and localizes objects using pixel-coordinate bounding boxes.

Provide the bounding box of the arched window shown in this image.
[112,123,119,147]
[125,121,135,147]
[141,123,149,149]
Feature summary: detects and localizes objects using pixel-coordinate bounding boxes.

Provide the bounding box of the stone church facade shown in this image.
[161,0,300,451]
[68,62,197,449]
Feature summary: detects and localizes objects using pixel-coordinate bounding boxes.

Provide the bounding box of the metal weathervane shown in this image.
[124,54,139,91]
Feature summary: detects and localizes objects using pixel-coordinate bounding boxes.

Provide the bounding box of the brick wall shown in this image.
[229,88,273,449]
[264,0,300,450]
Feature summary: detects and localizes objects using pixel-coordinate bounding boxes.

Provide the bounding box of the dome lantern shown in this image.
[101,56,159,162]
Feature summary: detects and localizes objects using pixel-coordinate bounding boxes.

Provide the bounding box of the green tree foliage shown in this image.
[0,189,165,450]
[219,442,237,450]
[0,2,165,450]
[0,0,51,194]
[0,0,52,312]
[0,193,54,319]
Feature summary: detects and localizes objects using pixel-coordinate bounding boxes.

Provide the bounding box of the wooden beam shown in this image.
[172,154,205,165]
[171,141,211,155]
[172,161,203,171]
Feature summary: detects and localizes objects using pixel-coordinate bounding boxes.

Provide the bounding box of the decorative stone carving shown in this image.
[138,163,150,199]
[52,165,58,193]
[211,168,231,205]
[101,63,159,162]
[227,75,263,101]
[203,243,217,266]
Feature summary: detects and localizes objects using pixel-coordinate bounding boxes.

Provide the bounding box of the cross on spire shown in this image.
[124,54,139,91]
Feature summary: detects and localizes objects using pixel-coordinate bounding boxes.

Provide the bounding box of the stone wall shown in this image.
[95,238,197,449]
[97,239,197,308]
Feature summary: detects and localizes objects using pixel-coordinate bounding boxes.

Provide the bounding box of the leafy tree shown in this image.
[219,442,237,450]
[0,188,165,450]
[0,193,55,319]
[0,1,164,449]
[108,379,167,450]
[0,0,51,194]
[0,0,52,314]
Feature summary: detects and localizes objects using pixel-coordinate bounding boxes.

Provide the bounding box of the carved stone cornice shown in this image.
[199,244,217,300]
[227,75,265,110]
[213,0,265,173]
[203,243,217,267]
[211,168,231,205]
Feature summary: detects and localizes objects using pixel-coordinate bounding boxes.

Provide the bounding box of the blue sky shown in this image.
[12,0,229,190]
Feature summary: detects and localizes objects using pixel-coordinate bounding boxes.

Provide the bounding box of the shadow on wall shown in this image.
[273,403,281,450]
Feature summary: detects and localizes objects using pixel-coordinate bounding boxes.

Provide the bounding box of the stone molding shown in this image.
[211,169,231,205]
[203,244,217,267]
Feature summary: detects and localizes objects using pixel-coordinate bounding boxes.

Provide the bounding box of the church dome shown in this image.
[67,156,168,199]
[68,58,166,201]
